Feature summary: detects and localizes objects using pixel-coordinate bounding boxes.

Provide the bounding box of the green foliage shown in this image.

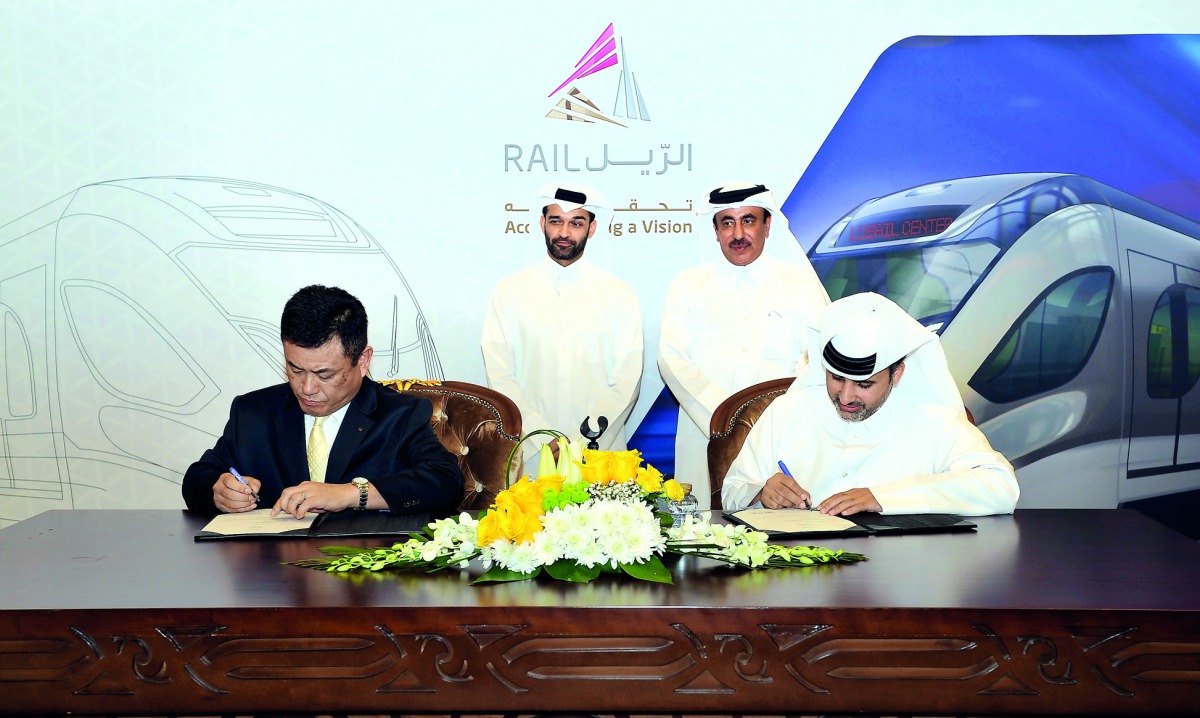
[544,559,603,582]
[620,556,673,584]
[473,565,541,584]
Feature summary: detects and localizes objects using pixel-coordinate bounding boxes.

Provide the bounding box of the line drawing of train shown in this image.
[0,176,442,526]
[807,172,1200,509]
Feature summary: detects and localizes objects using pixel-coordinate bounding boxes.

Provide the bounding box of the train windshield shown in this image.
[811,241,1000,328]
[809,175,1114,329]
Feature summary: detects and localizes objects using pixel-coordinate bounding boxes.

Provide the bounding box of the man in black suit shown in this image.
[182,285,463,518]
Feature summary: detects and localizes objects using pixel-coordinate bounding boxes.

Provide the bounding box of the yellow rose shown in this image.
[607,450,643,483]
[577,460,606,484]
[501,509,542,544]
[482,491,543,544]
[579,451,613,483]
[582,449,608,464]
[507,480,546,517]
[476,510,502,545]
[663,478,685,502]
[635,465,663,493]
[534,473,565,495]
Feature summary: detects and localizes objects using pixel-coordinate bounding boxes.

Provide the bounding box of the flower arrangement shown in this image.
[291,431,866,584]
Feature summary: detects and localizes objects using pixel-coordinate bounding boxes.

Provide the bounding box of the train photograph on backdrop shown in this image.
[0,176,442,525]
[807,172,1200,508]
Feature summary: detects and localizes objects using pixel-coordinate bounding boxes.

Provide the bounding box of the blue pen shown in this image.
[776,460,811,509]
[229,467,259,503]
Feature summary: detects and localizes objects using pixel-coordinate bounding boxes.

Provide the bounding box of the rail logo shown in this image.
[546,23,650,128]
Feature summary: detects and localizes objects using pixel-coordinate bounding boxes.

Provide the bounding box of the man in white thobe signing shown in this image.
[659,182,829,508]
[482,184,643,476]
[722,292,1019,516]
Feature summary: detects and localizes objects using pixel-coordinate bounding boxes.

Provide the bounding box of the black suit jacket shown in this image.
[182,378,463,516]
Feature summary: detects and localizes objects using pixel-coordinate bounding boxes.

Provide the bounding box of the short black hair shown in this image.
[712,206,771,227]
[280,285,368,364]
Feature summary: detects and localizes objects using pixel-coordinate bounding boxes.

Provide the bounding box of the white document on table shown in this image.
[200,508,316,536]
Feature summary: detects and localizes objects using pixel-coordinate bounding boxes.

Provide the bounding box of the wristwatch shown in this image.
[351,478,369,511]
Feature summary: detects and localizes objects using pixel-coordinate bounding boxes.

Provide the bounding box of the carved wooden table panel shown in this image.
[1,509,1198,716]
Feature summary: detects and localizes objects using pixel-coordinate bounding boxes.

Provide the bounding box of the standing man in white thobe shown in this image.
[482,184,643,476]
[659,182,829,508]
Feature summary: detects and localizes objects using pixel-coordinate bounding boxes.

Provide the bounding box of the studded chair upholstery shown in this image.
[380,379,522,512]
[706,377,794,511]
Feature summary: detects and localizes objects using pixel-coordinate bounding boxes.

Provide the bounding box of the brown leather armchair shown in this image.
[706,377,794,511]
[381,380,522,513]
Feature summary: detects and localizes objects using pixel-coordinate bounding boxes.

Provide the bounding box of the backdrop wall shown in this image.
[3,0,1199,525]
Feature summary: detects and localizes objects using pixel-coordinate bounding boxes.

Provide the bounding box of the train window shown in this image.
[62,283,206,408]
[1146,284,1200,399]
[960,176,1110,251]
[970,268,1113,404]
[1,308,35,419]
[814,242,1000,325]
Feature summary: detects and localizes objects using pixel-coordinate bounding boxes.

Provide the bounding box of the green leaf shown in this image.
[317,545,369,556]
[545,559,602,583]
[287,558,336,570]
[472,565,541,584]
[620,556,673,584]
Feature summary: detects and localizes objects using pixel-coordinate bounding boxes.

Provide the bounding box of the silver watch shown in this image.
[351,477,369,511]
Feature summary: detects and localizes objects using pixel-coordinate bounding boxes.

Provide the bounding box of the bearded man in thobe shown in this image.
[722,292,1019,516]
[482,184,643,477]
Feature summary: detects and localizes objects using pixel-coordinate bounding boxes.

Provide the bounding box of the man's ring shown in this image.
[299,493,307,501]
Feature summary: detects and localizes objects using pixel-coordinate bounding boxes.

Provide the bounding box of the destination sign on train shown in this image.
[838,205,969,246]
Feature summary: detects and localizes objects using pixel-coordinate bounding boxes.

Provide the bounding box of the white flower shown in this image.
[588,499,621,528]
[559,521,593,559]
[413,512,479,563]
[575,536,609,568]
[604,530,636,564]
[608,504,641,534]
[629,518,666,556]
[530,529,563,566]
[540,507,575,537]
[488,538,539,574]
[504,540,541,574]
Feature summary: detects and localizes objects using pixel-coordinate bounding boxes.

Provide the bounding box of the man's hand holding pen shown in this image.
[756,460,812,509]
[755,460,881,515]
[214,469,261,513]
[757,472,812,509]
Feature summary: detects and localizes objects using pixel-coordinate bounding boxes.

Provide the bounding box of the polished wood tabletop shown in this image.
[1,508,1198,716]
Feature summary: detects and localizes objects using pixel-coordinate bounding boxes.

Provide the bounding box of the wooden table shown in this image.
[1,509,1198,716]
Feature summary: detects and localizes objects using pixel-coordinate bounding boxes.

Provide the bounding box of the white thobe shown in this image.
[482,256,643,476]
[658,254,829,508]
[721,387,1019,515]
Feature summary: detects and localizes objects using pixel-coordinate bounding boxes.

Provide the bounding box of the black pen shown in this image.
[777,460,811,510]
[229,467,260,503]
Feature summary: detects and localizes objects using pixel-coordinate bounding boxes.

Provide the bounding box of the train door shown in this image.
[0,226,69,522]
[1125,249,1200,499]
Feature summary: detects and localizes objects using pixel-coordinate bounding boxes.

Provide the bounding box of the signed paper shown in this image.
[730,508,858,534]
[200,508,316,536]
